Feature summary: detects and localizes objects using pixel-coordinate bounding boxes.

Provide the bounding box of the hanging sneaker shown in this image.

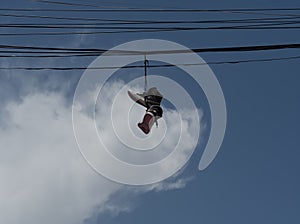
[138,105,163,134]
[128,90,148,107]
[128,87,163,108]
[144,87,163,107]
[138,113,155,134]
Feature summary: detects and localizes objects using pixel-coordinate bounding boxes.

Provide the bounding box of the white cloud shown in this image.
[0,93,122,224]
[0,80,201,224]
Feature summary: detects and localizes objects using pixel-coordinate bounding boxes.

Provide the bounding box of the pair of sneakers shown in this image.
[128,87,163,134]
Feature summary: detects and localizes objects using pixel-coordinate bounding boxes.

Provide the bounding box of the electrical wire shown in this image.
[32,0,300,17]
[1,24,300,36]
[0,55,299,70]
[1,17,300,28]
[34,0,170,9]
[33,0,142,10]
[2,12,300,23]
[1,17,300,26]
[1,13,300,24]
[1,43,300,56]
[1,7,300,13]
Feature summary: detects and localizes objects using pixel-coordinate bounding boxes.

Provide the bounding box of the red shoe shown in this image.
[138,113,155,134]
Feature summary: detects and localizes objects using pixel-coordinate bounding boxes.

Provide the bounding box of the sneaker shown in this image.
[127,90,148,107]
[138,113,156,134]
[138,105,163,134]
[128,87,163,108]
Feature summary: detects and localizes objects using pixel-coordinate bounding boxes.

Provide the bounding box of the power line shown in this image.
[1,43,300,56]
[32,0,300,17]
[0,55,299,70]
[33,0,141,10]
[1,17,300,28]
[34,0,114,9]
[1,7,300,13]
[0,13,143,22]
[1,13,300,24]
[0,53,98,58]
[2,16,300,26]
[35,0,185,10]
[0,22,299,29]
[1,24,300,36]
[1,11,299,23]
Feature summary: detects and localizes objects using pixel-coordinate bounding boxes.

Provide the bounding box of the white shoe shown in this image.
[128,87,163,108]
[127,90,147,107]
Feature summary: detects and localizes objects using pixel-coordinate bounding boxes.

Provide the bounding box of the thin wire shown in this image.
[0,54,99,58]
[1,7,300,12]
[0,13,149,22]
[33,0,141,9]
[220,9,300,17]
[144,56,148,91]
[1,18,300,28]
[1,12,299,23]
[33,0,300,17]
[2,16,300,26]
[1,12,300,23]
[34,0,183,10]
[0,55,299,70]
[1,43,300,55]
[1,24,300,36]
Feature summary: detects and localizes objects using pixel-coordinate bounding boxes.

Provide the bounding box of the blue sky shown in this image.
[0,0,300,224]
